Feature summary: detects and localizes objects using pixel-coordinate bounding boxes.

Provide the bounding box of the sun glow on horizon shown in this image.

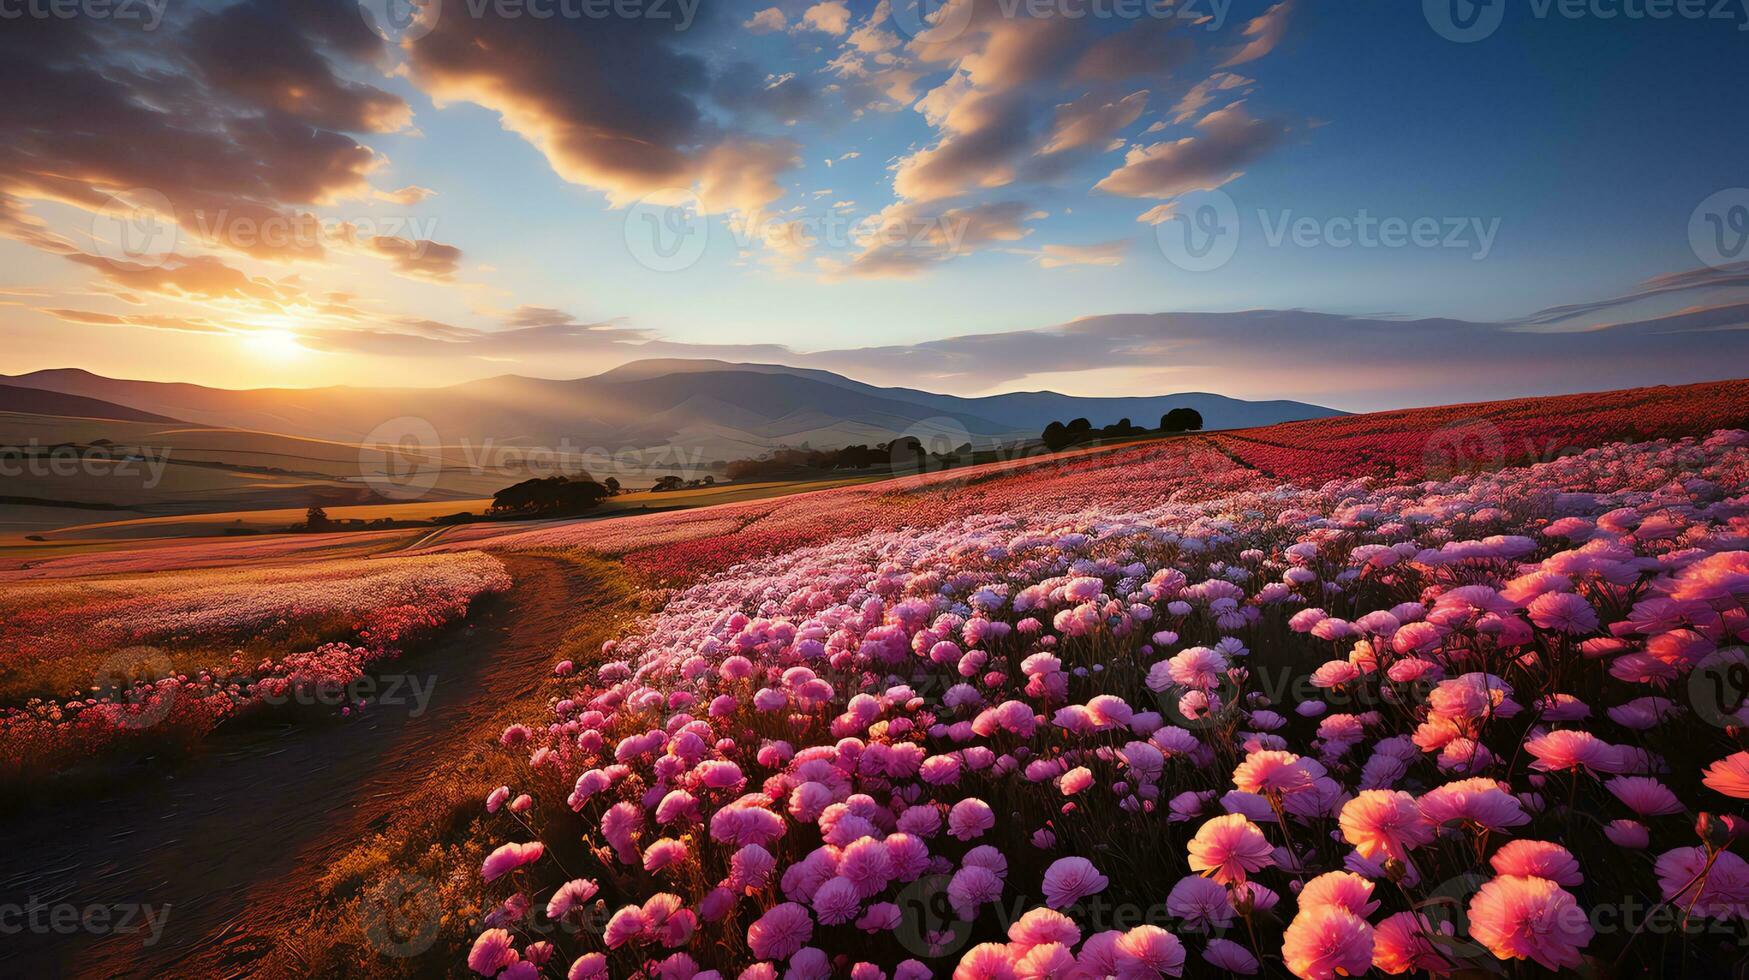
[241,329,308,360]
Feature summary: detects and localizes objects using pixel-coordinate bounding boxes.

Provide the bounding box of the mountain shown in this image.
[0,362,1341,461]
[0,383,182,424]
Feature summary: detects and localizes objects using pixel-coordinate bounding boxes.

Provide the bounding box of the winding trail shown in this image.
[0,554,590,978]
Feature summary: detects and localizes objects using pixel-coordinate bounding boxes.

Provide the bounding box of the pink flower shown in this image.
[1297,871,1379,917]
[1417,777,1530,831]
[1525,729,1623,774]
[1202,938,1259,974]
[546,879,600,919]
[603,905,646,948]
[1489,840,1582,886]
[1232,750,1324,796]
[1371,911,1454,975]
[1041,856,1109,909]
[567,952,608,980]
[948,865,1004,919]
[486,786,510,813]
[1114,924,1185,977]
[1654,847,1749,919]
[1466,875,1593,971]
[1059,766,1095,795]
[1014,943,1075,980]
[1526,592,1598,634]
[468,928,517,976]
[481,841,545,882]
[1007,907,1080,952]
[1281,907,1374,980]
[1702,751,1749,799]
[747,902,813,961]
[1339,791,1433,863]
[1166,875,1234,931]
[1186,814,1274,884]
[948,798,996,840]
[1605,776,1684,817]
[811,877,863,926]
[953,942,1019,980]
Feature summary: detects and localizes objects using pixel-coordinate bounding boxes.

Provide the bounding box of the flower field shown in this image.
[0,552,510,782]
[460,414,1749,977]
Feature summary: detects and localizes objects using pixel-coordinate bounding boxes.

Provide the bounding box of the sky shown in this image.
[3,0,1749,412]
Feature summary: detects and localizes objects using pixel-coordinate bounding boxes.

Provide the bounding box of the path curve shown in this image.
[0,554,589,978]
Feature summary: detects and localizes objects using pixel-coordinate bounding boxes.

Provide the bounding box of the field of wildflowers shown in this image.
[0,552,510,783]
[458,420,1749,978]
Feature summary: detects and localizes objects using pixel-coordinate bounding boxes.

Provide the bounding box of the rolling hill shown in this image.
[0,361,1339,462]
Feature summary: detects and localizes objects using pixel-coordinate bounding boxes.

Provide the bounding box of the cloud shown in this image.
[364,236,464,282]
[745,7,788,33]
[1040,91,1149,155]
[401,5,799,214]
[375,186,438,206]
[829,200,1039,279]
[1034,240,1132,268]
[1094,103,1285,199]
[800,1,853,35]
[1523,260,1749,324]
[1170,73,1252,125]
[1223,0,1295,67]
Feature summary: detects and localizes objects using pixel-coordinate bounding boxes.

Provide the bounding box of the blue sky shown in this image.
[3,0,1748,409]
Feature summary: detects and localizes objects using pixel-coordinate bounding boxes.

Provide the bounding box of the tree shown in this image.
[490,476,609,515]
[304,506,334,532]
[651,475,686,492]
[603,477,622,496]
[1161,408,1205,433]
[1042,421,1070,451]
[1066,417,1092,435]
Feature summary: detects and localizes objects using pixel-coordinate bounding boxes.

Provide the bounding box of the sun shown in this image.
[242,329,306,359]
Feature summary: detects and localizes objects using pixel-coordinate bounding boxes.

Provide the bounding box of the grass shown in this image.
[257,551,654,977]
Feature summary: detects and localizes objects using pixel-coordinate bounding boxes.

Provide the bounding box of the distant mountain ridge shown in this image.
[0,361,1342,460]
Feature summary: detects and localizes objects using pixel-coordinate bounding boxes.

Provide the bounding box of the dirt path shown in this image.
[0,554,590,978]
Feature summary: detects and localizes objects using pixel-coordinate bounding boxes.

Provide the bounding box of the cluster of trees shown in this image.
[650,474,716,492]
[724,438,973,481]
[1040,409,1204,451]
[489,476,610,516]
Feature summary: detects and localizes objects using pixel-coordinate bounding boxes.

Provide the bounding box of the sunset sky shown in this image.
[4,0,1749,411]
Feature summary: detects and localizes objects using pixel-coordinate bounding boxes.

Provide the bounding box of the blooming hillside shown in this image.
[466,422,1749,978]
[449,379,1749,586]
